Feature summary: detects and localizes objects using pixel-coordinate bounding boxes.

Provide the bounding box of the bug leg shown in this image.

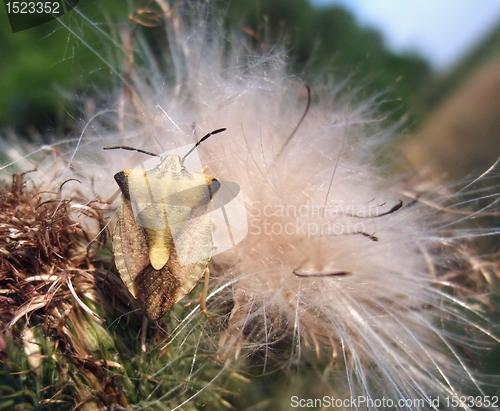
[141,316,148,353]
[89,188,121,205]
[104,188,121,204]
[200,267,213,324]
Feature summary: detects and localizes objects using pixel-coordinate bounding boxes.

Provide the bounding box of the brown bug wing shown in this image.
[134,265,180,321]
[113,197,150,298]
[132,204,212,321]
[168,205,213,302]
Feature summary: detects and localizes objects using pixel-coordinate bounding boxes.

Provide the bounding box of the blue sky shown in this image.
[310,0,500,71]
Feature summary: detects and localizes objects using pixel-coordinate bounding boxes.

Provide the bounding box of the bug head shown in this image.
[105,128,226,205]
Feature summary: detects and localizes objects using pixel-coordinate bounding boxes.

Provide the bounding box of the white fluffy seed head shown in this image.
[4,2,499,407]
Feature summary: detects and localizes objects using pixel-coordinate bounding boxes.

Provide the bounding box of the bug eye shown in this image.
[208,178,221,198]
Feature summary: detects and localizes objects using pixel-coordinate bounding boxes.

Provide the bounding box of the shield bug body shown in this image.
[107,129,225,321]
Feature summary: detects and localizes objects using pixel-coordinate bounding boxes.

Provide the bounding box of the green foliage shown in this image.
[0,0,432,136]
[220,0,432,125]
[0,0,129,136]
[0,277,236,410]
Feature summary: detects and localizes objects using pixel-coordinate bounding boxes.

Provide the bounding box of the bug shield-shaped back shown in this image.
[115,142,249,270]
[112,142,248,320]
[125,154,219,267]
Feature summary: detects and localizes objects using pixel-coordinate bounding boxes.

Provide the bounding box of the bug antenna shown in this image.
[278,84,311,157]
[182,128,227,162]
[152,130,164,153]
[103,146,160,157]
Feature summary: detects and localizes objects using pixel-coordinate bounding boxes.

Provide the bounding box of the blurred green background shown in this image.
[0,0,429,132]
[1,0,500,180]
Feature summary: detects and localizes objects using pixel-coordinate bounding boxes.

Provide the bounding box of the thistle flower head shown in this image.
[1,2,499,409]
